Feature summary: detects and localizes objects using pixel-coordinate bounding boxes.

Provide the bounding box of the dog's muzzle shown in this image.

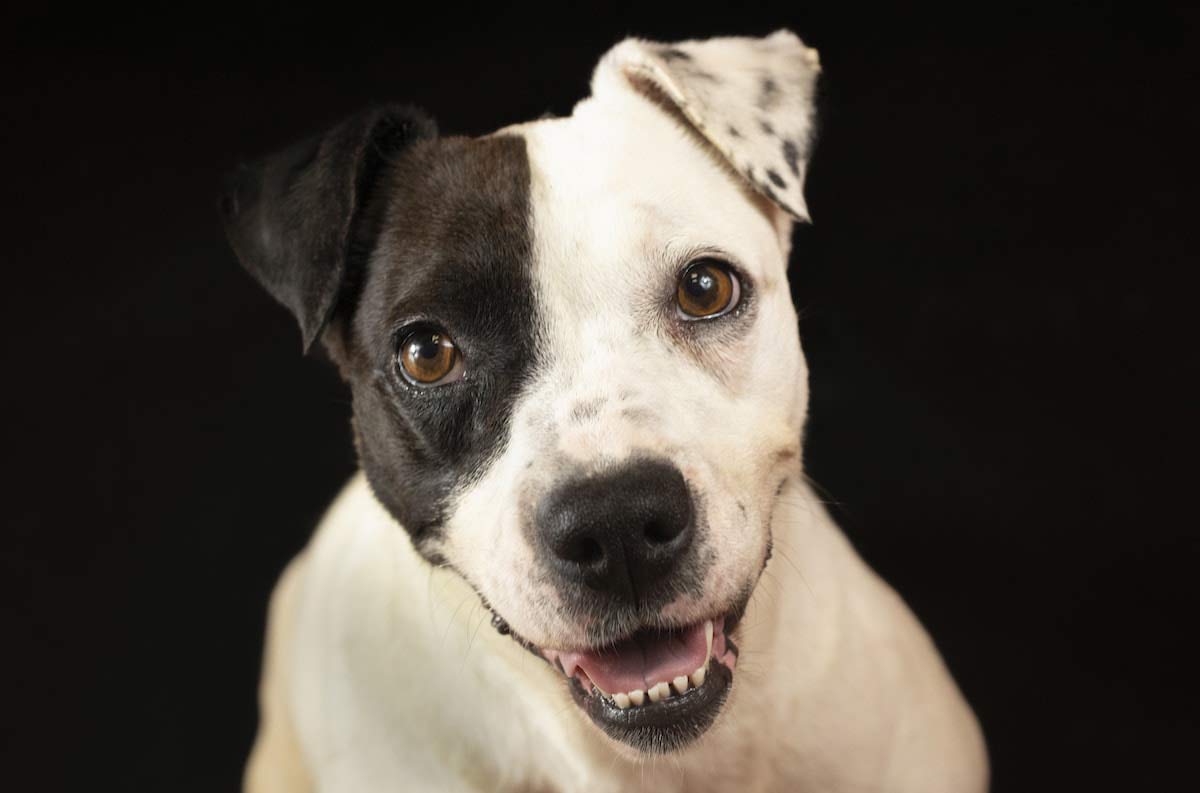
[488,458,746,751]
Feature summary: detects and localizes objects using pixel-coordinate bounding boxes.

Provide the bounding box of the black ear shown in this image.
[219,105,437,352]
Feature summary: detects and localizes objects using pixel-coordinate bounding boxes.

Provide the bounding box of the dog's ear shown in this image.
[592,30,820,222]
[220,105,437,352]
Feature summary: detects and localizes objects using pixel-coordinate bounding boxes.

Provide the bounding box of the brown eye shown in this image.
[676,259,740,319]
[397,327,463,386]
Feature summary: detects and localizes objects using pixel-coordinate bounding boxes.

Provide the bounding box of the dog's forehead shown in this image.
[509,95,783,283]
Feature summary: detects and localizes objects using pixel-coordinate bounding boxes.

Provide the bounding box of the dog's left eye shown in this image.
[676,259,740,319]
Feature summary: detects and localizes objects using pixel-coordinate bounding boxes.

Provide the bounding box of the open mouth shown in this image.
[540,614,742,752]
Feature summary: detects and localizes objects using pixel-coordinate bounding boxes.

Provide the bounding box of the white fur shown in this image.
[245,32,989,792]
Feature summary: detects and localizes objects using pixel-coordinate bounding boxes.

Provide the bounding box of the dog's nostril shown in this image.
[644,517,681,545]
[564,536,605,566]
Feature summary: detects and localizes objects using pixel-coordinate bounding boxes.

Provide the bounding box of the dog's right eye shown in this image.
[396,326,464,386]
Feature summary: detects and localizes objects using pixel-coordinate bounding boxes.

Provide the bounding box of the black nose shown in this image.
[536,459,693,604]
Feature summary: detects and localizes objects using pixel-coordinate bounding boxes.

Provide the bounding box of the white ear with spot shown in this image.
[592,30,821,222]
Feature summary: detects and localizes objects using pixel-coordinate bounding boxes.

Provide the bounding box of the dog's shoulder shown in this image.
[244,549,314,793]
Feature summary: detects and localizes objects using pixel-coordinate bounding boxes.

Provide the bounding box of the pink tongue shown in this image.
[556,622,709,694]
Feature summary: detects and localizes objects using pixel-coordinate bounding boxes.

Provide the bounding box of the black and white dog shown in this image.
[223,31,988,792]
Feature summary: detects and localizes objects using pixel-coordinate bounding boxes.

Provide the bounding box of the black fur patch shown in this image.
[658,47,692,61]
[337,134,538,550]
[766,168,787,189]
[221,105,438,352]
[782,139,801,177]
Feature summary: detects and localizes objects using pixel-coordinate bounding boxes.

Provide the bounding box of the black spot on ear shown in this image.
[727,125,741,138]
[782,139,801,177]
[766,169,787,189]
[659,47,692,61]
[759,182,802,219]
[758,77,780,110]
[759,118,775,135]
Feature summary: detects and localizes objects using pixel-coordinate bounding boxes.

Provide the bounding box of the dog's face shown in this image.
[223,32,820,753]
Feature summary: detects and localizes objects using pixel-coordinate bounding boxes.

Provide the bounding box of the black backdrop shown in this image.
[5,3,1195,791]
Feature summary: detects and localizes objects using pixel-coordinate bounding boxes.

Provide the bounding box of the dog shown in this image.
[221,31,988,792]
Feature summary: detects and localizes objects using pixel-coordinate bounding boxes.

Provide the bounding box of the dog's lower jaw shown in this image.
[570,655,734,754]
[248,473,988,793]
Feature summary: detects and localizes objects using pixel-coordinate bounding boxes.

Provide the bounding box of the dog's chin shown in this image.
[498,602,747,753]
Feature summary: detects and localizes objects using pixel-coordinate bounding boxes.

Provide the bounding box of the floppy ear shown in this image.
[592,30,820,222]
[220,105,437,352]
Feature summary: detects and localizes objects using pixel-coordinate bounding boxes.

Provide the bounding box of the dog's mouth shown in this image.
[546,616,735,706]
[536,611,743,752]
[482,583,760,751]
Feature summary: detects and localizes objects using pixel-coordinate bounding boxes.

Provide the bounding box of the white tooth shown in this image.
[672,675,689,694]
[629,689,645,706]
[690,665,707,688]
[655,681,672,700]
[648,683,663,703]
[613,692,631,709]
[705,620,714,659]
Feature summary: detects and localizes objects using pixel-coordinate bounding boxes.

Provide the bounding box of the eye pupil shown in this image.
[415,334,441,358]
[687,272,715,297]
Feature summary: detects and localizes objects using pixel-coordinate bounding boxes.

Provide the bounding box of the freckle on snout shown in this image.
[620,407,656,425]
[568,397,606,424]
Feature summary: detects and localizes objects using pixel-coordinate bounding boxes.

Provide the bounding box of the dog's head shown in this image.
[223,32,820,753]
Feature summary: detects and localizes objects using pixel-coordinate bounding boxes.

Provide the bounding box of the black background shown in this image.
[5,3,1196,790]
